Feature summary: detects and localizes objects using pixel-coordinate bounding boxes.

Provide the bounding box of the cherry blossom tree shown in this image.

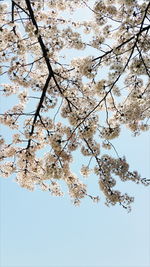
[0,0,150,211]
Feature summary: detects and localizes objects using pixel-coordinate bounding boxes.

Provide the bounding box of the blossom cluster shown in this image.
[0,0,150,210]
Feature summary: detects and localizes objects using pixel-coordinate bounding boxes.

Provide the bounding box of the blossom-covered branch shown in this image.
[0,0,150,211]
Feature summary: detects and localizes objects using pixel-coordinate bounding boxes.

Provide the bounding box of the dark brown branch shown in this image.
[25,0,76,113]
[93,25,150,62]
[26,73,51,149]
[136,44,150,77]
[12,1,30,16]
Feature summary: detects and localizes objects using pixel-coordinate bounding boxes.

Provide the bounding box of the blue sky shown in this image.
[0,128,150,267]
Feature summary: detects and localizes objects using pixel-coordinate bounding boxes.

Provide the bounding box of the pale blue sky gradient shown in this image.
[0,128,150,267]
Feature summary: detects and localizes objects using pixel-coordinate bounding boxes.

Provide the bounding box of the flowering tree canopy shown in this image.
[0,0,150,211]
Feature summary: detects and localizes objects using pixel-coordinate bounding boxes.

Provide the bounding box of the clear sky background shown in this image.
[0,125,150,267]
[0,1,150,267]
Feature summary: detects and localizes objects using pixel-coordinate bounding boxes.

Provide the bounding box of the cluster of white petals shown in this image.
[0,0,150,210]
